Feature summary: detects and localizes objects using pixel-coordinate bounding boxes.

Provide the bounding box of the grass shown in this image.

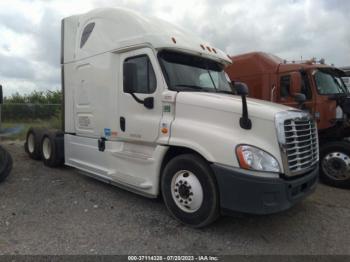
[0,117,62,141]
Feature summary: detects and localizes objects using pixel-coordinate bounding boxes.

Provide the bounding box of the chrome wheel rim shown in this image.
[42,137,51,160]
[28,133,35,153]
[171,170,203,213]
[322,152,350,181]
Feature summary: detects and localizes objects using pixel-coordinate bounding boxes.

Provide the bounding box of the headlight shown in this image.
[236,145,280,173]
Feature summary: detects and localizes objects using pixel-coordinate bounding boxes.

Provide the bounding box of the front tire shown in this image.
[320,141,350,188]
[161,154,220,228]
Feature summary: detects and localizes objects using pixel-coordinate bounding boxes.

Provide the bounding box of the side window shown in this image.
[123,55,156,94]
[280,75,291,98]
[80,22,95,48]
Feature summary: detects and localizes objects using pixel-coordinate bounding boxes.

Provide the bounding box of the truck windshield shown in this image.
[158,50,232,93]
[314,70,348,95]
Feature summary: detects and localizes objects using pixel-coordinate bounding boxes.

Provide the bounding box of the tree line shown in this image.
[4,90,62,104]
[2,90,62,121]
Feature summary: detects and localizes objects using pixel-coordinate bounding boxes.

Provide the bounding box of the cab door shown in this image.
[118,48,163,143]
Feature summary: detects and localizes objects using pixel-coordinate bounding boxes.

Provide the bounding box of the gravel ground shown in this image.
[0,141,349,255]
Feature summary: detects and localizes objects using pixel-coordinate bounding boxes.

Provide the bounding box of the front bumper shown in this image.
[211,164,318,215]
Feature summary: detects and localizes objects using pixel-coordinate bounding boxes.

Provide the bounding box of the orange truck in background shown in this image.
[226,52,350,188]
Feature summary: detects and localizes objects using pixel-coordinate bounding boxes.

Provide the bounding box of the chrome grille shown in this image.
[275,111,319,177]
[284,118,318,174]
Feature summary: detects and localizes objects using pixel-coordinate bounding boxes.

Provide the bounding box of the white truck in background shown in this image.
[25,8,319,227]
[341,67,350,90]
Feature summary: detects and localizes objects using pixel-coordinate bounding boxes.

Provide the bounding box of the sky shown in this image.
[0,0,349,96]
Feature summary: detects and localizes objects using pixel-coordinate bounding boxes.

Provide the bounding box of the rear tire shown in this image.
[320,141,350,188]
[161,154,220,228]
[0,146,12,183]
[25,128,44,160]
[41,131,64,168]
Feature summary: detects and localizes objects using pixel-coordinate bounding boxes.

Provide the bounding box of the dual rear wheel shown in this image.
[25,128,64,167]
[25,128,44,160]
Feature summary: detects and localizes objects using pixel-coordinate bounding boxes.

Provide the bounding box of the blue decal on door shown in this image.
[104,128,111,137]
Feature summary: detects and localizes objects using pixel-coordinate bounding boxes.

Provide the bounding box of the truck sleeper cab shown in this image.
[25,8,318,227]
[226,52,350,189]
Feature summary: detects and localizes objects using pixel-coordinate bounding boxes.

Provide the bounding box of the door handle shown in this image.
[120,117,126,132]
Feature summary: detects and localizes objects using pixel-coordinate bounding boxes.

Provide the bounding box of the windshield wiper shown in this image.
[174,84,208,91]
[207,70,218,92]
[215,90,234,95]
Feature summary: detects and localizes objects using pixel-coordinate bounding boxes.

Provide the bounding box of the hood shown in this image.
[176,92,295,121]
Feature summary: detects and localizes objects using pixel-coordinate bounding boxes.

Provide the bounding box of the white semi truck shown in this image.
[25,8,319,227]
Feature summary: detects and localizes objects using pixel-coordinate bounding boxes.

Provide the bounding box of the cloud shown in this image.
[30,7,62,68]
[0,0,349,96]
[173,0,350,66]
[0,11,33,34]
[0,53,60,96]
[0,54,35,79]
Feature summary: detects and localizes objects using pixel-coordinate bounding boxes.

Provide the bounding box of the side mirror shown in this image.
[294,93,306,104]
[143,97,154,109]
[290,72,302,95]
[123,63,138,93]
[293,93,306,110]
[234,82,251,130]
[234,82,249,96]
[0,85,3,104]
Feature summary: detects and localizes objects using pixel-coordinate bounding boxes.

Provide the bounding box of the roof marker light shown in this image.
[206,46,212,52]
[212,48,217,54]
[171,37,177,44]
[200,44,205,50]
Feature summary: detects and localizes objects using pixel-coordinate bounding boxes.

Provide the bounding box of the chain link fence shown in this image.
[1,103,61,121]
[0,103,62,140]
